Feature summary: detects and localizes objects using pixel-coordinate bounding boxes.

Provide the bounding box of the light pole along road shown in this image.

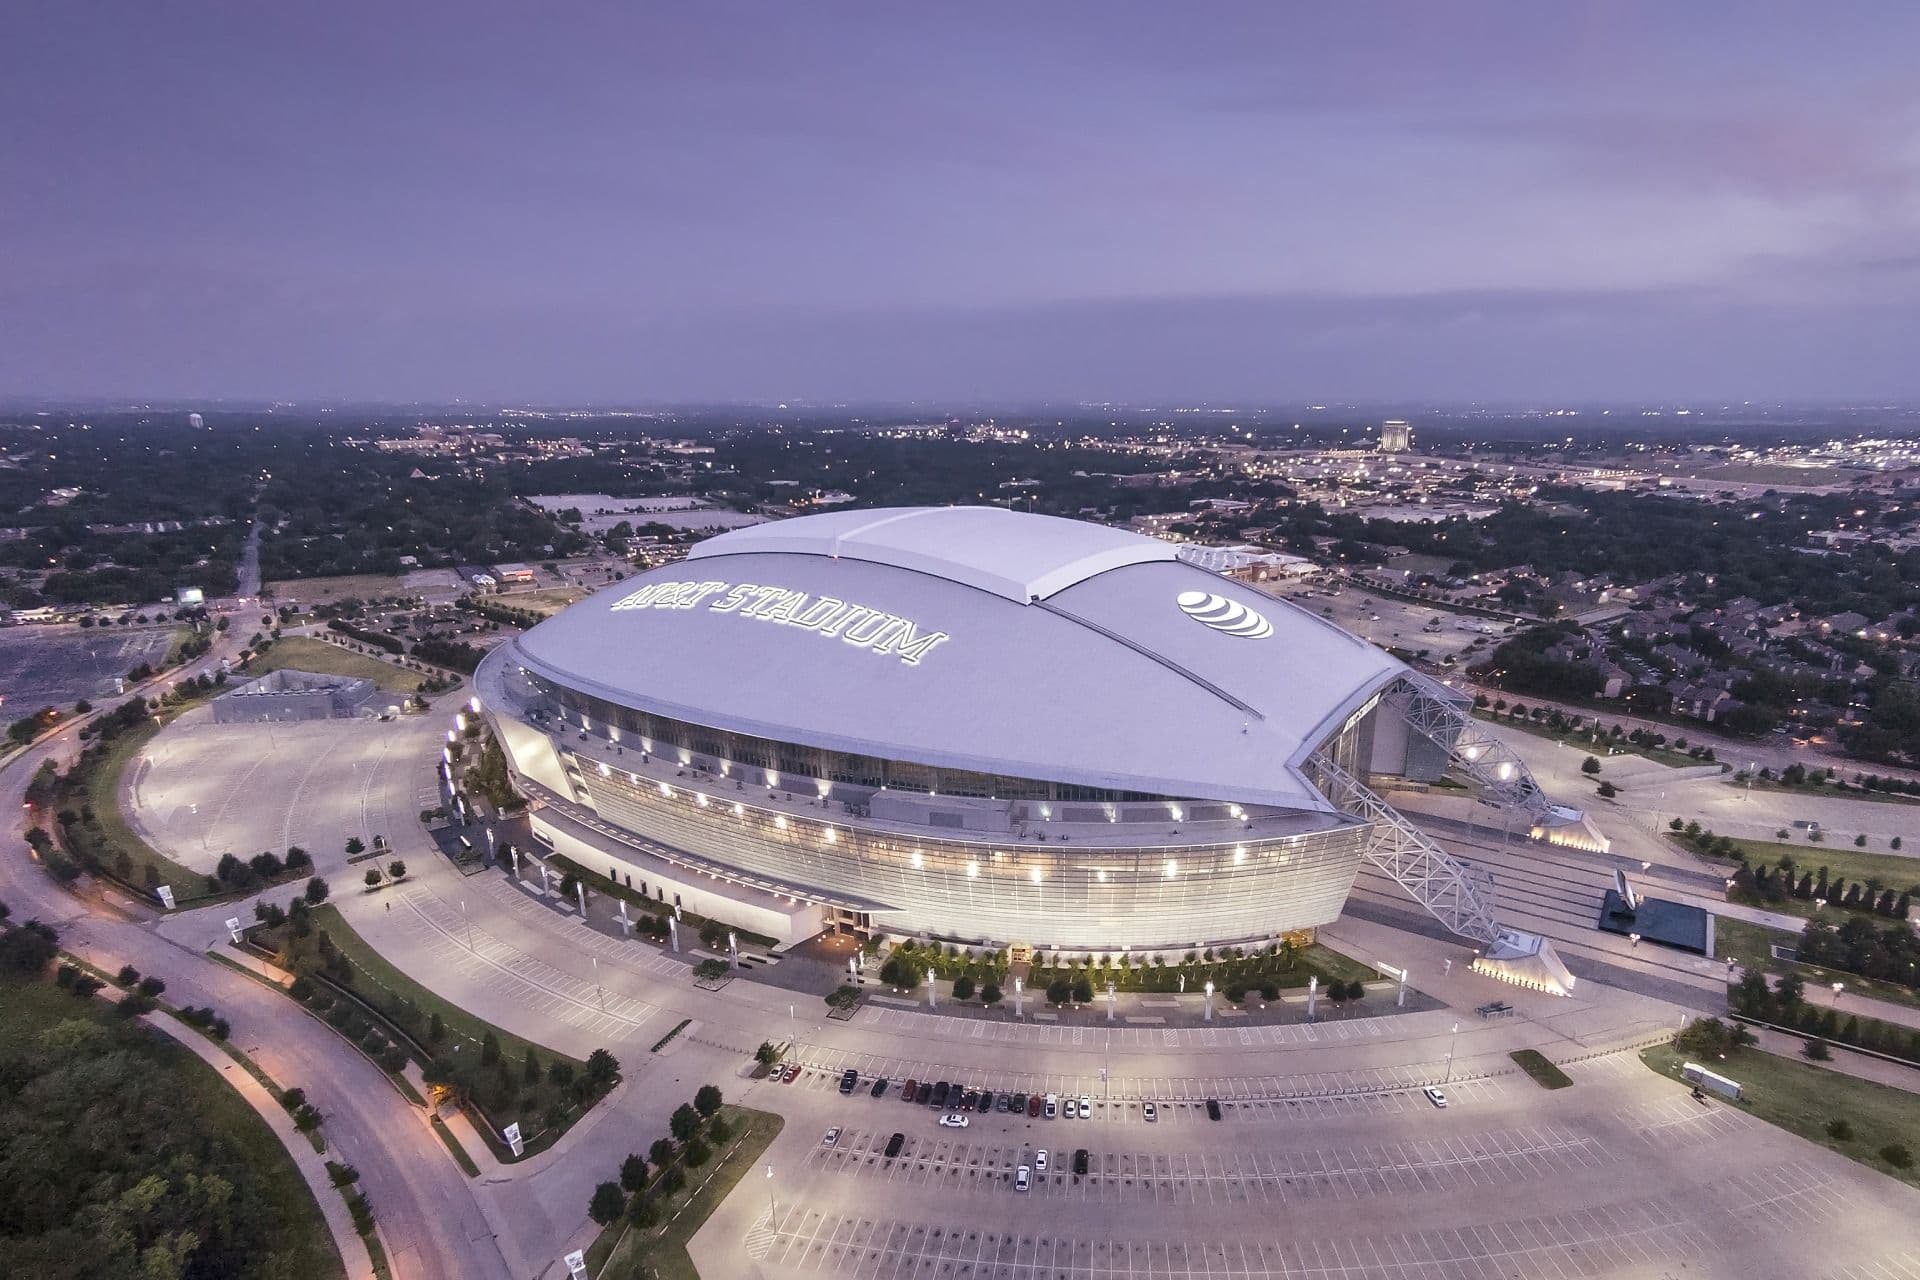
[0,619,514,1280]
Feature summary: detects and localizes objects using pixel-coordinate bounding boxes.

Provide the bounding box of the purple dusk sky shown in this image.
[4,3,1918,404]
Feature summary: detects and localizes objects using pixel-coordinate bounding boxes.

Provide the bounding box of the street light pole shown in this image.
[766,1164,776,1229]
[1445,1021,1460,1083]
[461,900,473,952]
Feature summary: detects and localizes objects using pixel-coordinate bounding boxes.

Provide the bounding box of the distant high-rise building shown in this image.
[187,412,205,428]
[1379,420,1412,452]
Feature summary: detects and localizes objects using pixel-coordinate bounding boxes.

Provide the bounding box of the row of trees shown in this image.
[587,1085,729,1235]
[1729,971,1920,1065]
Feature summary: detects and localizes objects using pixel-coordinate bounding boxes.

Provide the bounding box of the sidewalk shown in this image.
[139,1008,379,1279]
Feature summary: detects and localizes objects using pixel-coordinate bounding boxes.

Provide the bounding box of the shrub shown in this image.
[1803,1037,1830,1061]
[1882,1143,1914,1170]
[364,868,382,889]
[981,982,1002,1004]
[682,1137,712,1167]
[952,974,975,1000]
[1827,1119,1853,1142]
[388,860,407,880]
[136,976,167,998]
[305,877,330,905]
[115,964,140,987]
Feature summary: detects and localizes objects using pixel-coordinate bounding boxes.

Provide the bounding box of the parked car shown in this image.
[915,1082,932,1104]
[960,1088,978,1111]
[1072,1148,1089,1176]
[780,1063,801,1084]
[1015,1165,1031,1192]
[1044,1093,1058,1119]
[1034,1148,1049,1173]
[885,1132,906,1158]
[1205,1098,1222,1121]
[931,1081,951,1107]
[1027,1094,1042,1118]
[1143,1102,1157,1122]
[839,1068,859,1094]
[870,1077,889,1098]
[822,1128,839,1147]
[992,1092,1008,1113]
[902,1078,919,1104]
[1078,1096,1091,1119]
[978,1089,995,1113]
[1424,1086,1448,1109]
[939,1113,969,1129]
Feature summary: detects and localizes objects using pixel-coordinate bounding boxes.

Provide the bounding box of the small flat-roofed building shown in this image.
[212,669,380,723]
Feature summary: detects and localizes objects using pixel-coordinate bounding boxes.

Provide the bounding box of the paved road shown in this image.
[0,641,513,1280]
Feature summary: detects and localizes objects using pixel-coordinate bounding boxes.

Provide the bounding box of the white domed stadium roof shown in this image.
[510,507,1402,811]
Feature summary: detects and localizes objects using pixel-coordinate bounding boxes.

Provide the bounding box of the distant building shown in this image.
[1379,420,1413,452]
[212,669,380,723]
[187,412,205,429]
[495,563,537,584]
[175,586,205,607]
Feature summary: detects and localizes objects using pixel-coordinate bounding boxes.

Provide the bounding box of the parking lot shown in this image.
[803,1116,1615,1204]
[0,623,175,710]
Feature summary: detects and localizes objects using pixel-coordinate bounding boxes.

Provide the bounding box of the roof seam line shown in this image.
[1034,599,1264,721]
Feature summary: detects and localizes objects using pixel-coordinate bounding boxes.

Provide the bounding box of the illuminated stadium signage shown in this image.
[1176,590,1272,639]
[609,580,952,665]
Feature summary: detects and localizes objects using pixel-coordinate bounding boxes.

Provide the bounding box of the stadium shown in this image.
[474,506,1578,991]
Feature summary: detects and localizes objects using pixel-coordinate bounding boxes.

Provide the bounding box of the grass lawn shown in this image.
[241,635,422,696]
[1642,1042,1920,1188]
[0,976,344,1278]
[586,1105,785,1280]
[308,903,582,1070]
[1510,1048,1573,1089]
[1722,836,1920,894]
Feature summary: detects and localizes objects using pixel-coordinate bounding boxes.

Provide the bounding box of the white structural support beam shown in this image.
[1313,747,1577,996]
[1385,674,1553,818]
[1311,752,1501,944]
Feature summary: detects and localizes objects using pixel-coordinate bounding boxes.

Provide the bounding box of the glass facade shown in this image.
[536,676,1172,805]
[560,747,1369,950]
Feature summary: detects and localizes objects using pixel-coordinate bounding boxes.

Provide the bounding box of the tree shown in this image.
[649,1137,677,1169]
[345,836,365,856]
[671,1103,701,1143]
[683,1136,712,1167]
[588,1181,626,1227]
[620,1154,649,1193]
[364,868,382,889]
[695,1084,723,1117]
[285,846,311,871]
[1597,781,1617,799]
[1071,978,1093,1004]
[387,860,407,880]
[0,919,59,973]
[952,974,975,1000]
[755,1040,780,1067]
[1803,1037,1831,1061]
[481,1030,501,1066]
[1856,834,1869,848]
[1580,756,1601,775]
[981,982,1002,1004]
[587,1047,620,1087]
[305,876,330,905]
[1046,979,1071,1004]
[523,1048,542,1085]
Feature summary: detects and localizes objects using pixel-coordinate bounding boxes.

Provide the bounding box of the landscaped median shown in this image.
[582,1092,784,1280]
[241,897,622,1163]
